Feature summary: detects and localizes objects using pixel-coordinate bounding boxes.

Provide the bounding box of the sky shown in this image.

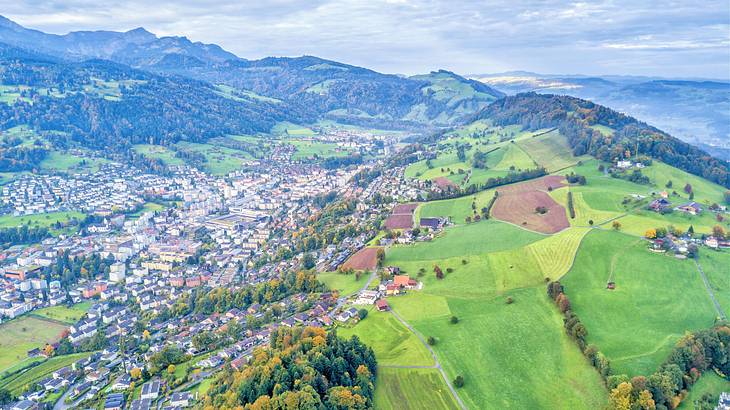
[5,0,730,79]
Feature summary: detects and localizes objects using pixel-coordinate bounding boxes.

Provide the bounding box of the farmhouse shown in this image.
[648,198,671,212]
[376,299,389,311]
[420,217,445,229]
[675,201,702,215]
[393,275,417,289]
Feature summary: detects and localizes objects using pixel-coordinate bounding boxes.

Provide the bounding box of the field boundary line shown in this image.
[388,309,467,410]
[693,258,726,320]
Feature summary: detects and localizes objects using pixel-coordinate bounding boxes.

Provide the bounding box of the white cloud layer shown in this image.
[4,0,730,79]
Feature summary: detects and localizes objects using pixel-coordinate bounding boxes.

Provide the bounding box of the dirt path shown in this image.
[388,309,467,410]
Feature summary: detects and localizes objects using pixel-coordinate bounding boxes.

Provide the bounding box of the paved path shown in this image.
[693,257,726,320]
[388,309,467,410]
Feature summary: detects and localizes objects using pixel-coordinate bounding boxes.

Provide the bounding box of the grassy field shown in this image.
[386,220,543,262]
[561,230,717,376]
[517,130,579,172]
[318,271,366,297]
[133,144,185,165]
[0,352,91,395]
[0,316,69,373]
[374,367,461,410]
[380,219,608,408]
[271,121,316,136]
[39,151,109,172]
[31,302,91,324]
[492,143,536,171]
[677,372,730,409]
[288,139,351,160]
[698,250,730,315]
[0,211,86,228]
[175,141,252,175]
[339,309,434,366]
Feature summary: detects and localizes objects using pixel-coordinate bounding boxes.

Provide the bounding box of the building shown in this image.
[140,379,160,400]
[375,299,389,311]
[109,262,126,283]
[675,202,702,215]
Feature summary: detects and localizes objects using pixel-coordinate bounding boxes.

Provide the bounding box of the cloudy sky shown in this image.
[5,0,730,79]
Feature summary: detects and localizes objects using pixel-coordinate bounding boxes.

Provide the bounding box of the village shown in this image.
[0,135,439,409]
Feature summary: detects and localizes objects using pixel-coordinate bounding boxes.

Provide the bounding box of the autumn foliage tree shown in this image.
[203,327,376,409]
[434,265,444,280]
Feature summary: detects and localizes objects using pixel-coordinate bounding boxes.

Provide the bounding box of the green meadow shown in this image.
[0,316,69,373]
[318,271,366,297]
[31,302,92,324]
[561,230,717,376]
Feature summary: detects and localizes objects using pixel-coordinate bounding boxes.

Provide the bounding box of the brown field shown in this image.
[433,177,457,190]
[384,214,414,230]
[392,203,419,214]
[492,176,570,234]
[342,247,381,271]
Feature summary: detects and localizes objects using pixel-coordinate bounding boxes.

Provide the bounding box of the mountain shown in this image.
[473,92,729,188]
[473,72,730,160]
[0,16,502,129]
[0,43,311,171]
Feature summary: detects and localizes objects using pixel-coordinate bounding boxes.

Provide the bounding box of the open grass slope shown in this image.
[338,309,434,367]
[561,230,717,376]
[0,316,69,373]
[374,367,461,410]
[318,271,366,297]
[31,302,91,324]
[386,220,543,262]
[0,352,91,395]
[381,220,607,408]
[698,250,730,315]
[0,211,86,229]
[516,129,580,172]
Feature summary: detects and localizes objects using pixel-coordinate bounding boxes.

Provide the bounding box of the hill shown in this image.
[474,72,730,161]
[473,93,730,188]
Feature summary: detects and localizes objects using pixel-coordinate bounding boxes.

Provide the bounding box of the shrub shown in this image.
[427,336,436,346]
[450,316,459,324]
[453,375,465,388]
[506,296,514,304]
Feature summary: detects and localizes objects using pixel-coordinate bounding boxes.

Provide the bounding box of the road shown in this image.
[388,309,467,410]
[53,382,85,410]
[693,257,727,320]
[328,269,378,318]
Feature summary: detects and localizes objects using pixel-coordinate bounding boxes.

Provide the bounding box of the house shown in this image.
[104,393,125,410]
[336,307,359,322]
[354,290,378,305]
[393,275,416,289]
[10,400,40,410]
[111,374,131,391]
[675,201,702,215]
[385,283,400,296]
[648,198,671,212]
[376,299,389,311]
[170,392,191,407]
[717,392,730,410]
[140,379,160,400]
[420,217,444,229]
[129,399,152,410]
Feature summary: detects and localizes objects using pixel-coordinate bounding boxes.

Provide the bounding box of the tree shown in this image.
[609,382,633,410]
[638,389,656,410]
[167,364,176,375]
[712,225,726,239]
[427,336,436,345]
[130,367,142,379]
[302,253,316,270]
[644,229,656,239]
[376,248,385,267]
[556,293,571,313]
[725,190,730,205]
[0,389,13,405]
[434,265,444,280]
[450,316,459,324]
[684,183,693,194]
[453,375,465,388]
[612,221,621,231]
[357,309,368,320]
[43,344,55,357]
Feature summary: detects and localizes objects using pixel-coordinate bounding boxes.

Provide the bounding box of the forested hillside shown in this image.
[475,93,730,187]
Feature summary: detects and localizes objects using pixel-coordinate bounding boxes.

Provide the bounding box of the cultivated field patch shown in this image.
[374,367,461,410]
[492,190,569,234]
[342,247,381,271]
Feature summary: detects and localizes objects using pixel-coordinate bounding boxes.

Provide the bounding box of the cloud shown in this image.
[3,0,729,78]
